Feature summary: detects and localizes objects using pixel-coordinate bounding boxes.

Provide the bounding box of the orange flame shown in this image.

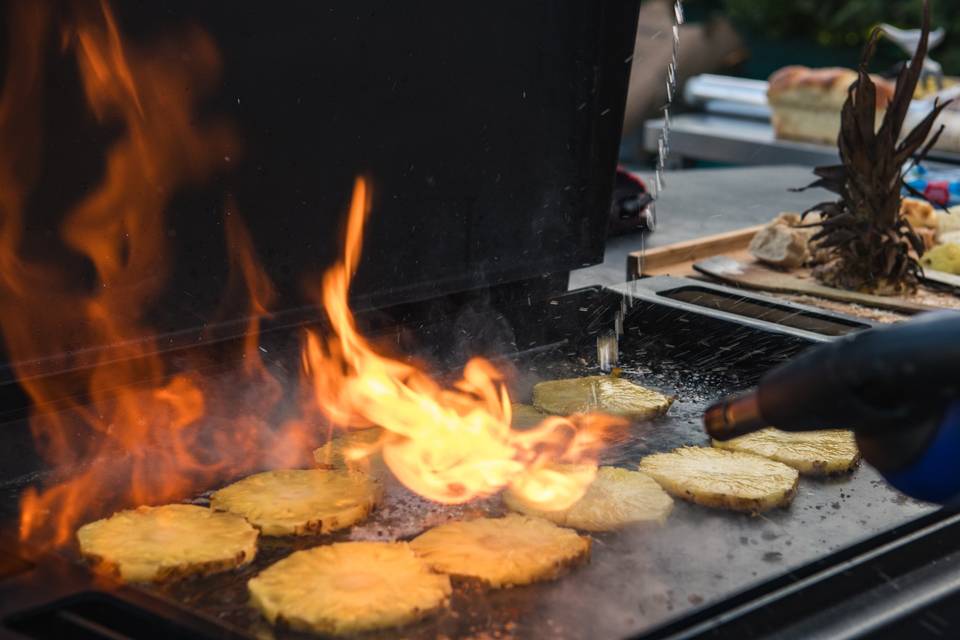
[0,1,278,550]
[218,200,320,471]
[222,198,280,393]
[302,178,624,509]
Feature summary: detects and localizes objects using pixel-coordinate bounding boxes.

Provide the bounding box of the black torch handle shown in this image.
[706,311,960,440]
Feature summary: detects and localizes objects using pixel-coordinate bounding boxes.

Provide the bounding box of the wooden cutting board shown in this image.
[693,256,942,315]
[626,225,765,279]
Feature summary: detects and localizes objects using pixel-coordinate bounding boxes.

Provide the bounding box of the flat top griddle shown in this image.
[8,285,933,640]
[0,284,938,639]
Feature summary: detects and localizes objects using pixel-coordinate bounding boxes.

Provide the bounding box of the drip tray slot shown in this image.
[658,286,871,336]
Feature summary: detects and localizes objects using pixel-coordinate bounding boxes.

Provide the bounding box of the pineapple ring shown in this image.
[410,514,590,588]
[503,466,673,531]
[532,376,674,420]
[248,541,450,636]
[211,469,380,536]
[76,504,258,583]
[639,446,799,513]
[713,428,861,476]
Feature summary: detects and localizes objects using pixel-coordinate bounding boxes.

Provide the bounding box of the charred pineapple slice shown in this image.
[211,469,380,536]
[249,541,450,636]
[532,376,673,420]
[409,514,590,587]
[713,428,860,476]
[639,446,799,513]
[503,466,673,531]
[76,504,257,583]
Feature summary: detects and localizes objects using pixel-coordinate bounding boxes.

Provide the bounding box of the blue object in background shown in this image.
[904,164,960,206]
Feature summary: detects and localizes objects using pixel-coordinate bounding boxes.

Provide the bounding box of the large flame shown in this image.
[0,0,309,551]
[302,178,624,509]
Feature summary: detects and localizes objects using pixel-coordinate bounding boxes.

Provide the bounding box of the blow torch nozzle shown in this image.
[702,311,960,503]
[703,390,764,441]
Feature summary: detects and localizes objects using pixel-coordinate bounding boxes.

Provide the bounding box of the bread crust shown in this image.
[768,66,894,110]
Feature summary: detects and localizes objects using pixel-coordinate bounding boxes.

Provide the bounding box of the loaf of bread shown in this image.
[748,211,820,269]
[749,224,808,269]
[767,66,895,145]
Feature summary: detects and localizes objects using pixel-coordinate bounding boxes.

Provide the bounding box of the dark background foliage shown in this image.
[687,0,959,78]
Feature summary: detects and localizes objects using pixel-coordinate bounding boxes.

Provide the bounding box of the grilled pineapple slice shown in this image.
[511,403,546,429]
[211,469,380,536]
[410,514,590,587]
[639,446,799,513]
[503,466,673,531]
[713,428,860,476]
[533,376,673,420]
[249,541,450,636]
[76,504,257,583]
[313,427,382,471]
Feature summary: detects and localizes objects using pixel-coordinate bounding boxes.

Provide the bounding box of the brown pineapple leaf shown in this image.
[813,230,859,248]
[878,1,930,145]
[895,101,952,166]
[852,72,878,151]
[801,202,843,218]
[797,0,938,294]
[818,213,856,228]
[791,177,843,195]
[815,165,846,180]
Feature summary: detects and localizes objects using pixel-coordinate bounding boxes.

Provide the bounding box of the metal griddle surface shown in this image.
[140,290,933,640]
[0,287,936,639]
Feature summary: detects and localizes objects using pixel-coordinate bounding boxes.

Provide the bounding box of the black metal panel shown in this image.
[0,0,640,343]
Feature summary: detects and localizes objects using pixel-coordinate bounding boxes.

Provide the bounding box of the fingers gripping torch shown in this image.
[704,311,960,504]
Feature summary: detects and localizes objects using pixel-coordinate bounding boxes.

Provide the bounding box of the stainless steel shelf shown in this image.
[644,113,960,167]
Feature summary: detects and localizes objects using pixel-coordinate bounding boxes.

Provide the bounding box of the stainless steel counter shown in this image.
[644,113,960,167]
